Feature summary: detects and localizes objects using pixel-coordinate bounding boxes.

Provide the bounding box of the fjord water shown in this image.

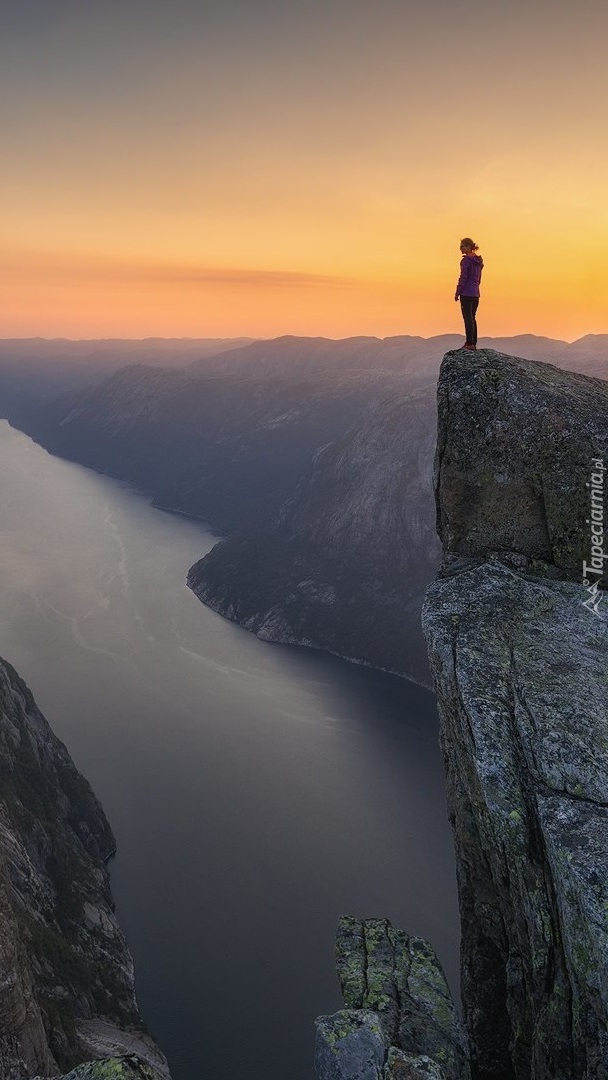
[0,420,459,1080]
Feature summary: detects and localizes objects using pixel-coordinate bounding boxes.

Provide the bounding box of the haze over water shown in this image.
[0,420,459,1080]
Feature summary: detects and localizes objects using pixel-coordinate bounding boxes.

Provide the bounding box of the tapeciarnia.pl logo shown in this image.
[582,458,606,618]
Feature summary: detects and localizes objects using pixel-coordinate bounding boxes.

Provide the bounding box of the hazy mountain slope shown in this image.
[561,333,608,377]
[0,333,605,425]
[190,332,608,380]
[0,337,253,421]
[189,333,459,381]
[188,384,440,685]
[12,355,424,533]
[8,333,605,540]
[0,336,253,374]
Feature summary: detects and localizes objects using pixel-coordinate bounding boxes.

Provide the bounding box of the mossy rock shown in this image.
[35,1055,159,1080]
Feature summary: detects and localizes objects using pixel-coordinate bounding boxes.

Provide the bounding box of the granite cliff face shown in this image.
[0,657,169,1080]
[434,349,607,577]
[423,349,608,1079]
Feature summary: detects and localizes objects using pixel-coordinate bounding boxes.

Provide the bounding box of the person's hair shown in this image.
[460,237,479,250]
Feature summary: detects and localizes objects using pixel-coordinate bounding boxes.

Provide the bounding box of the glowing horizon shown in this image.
[2,1,607,340]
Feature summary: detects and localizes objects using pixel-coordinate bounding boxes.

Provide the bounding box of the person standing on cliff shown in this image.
[454,238,484,349]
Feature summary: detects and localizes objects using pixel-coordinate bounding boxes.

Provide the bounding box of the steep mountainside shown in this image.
[11,360,418,534]
[188,384,440,685]
[0,657,169,1080]
[423,349,608,1079]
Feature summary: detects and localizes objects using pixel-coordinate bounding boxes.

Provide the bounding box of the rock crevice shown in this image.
[315,917,470,1080]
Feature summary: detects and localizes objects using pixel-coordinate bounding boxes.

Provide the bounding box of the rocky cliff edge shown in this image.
[423,348,608,1078]
[0,657,169,1080]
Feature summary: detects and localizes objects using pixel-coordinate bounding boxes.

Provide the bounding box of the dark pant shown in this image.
[460,296,479,346]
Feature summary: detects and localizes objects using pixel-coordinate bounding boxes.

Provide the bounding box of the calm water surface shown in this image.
[0,420,459,1080]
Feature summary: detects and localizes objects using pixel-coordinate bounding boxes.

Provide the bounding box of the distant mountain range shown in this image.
[185,332,608,380]
[0,336,254,416]
[0,336,254,369]
[1,333,606,684]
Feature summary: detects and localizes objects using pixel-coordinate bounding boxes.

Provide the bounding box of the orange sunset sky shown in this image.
[2,0,607,340]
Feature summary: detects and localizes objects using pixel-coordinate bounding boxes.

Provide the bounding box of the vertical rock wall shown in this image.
[423,349,608,1079]
[0,657,169,1080]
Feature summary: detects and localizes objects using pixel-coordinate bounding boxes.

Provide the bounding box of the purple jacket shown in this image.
[456,254,483,297]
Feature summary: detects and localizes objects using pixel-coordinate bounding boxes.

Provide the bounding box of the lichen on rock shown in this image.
[33,1055,160,1080]
[315,1009,387,1080]
[383,1047,447,1079]
[316,917,470,1080]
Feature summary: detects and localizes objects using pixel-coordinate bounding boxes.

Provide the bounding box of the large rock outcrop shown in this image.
[423,348,608,1079]
[0,657,169,1080]
[434,349,607,578]
[315,917,470,1080]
